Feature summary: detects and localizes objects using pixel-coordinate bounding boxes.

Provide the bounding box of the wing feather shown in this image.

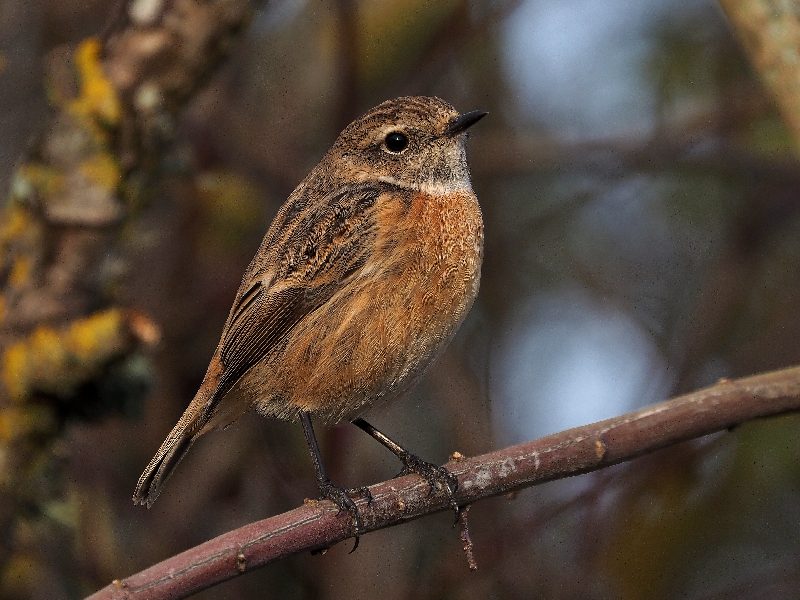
[208,183,389,408]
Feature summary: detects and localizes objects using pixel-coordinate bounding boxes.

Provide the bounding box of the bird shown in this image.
[133,96,486,544]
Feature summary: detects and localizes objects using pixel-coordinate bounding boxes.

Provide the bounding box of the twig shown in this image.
[457,505,478,571]
[87,365,800,600]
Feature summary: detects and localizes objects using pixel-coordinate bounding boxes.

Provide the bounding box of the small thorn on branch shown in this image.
[457,505,478,571]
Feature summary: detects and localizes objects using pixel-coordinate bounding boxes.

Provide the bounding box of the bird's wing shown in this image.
[133,182,395,506]
[211,182,389,404]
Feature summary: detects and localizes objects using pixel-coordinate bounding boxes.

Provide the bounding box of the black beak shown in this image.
[445,110,488,136]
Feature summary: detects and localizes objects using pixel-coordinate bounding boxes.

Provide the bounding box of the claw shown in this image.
[398,453,460,517]
[318,481,364,552]
[348,485,373,506]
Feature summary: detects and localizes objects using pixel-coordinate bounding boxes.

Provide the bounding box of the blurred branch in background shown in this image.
[0,0,251,594]
[88,365,800,600]
[719,0,800,148]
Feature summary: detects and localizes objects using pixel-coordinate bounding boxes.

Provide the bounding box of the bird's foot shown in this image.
[397,452,459,517]
[317,480,367,552]
[348,485,373,506]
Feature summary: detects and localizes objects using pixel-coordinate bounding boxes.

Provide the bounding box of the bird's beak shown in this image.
[445,110,488,136]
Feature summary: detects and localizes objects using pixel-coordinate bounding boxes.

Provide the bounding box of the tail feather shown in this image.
[133,356,244,507]
[133,423,195,508]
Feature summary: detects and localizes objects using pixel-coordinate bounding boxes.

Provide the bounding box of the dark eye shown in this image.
[384,131,408,153]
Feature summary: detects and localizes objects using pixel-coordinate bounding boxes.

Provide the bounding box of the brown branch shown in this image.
[472,125,800,183]
[87,365,800,600]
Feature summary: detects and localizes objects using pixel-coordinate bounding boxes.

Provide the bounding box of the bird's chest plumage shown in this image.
[347,189,483,398]
[378,189,483,313]
[251,188,483,423]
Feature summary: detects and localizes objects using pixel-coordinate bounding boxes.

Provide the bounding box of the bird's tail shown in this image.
[132,413,198,508]
[133,354,248,507]
[132,378,221,508]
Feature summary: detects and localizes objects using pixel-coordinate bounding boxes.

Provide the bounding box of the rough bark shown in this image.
[0,0,252,591]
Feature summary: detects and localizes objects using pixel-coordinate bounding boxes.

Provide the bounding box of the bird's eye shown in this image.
[384,131,409,153]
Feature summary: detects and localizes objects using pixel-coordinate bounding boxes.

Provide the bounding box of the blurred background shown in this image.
[2,0,800,598]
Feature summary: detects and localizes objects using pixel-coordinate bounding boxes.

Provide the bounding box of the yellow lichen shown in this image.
[0,204,31,243]
[1,343,29,402]
[0,406,56,442]
[29,327,67,387]
[0,409,14,441]
[65,309,124,361]
[16,164,65,200]
[8,257,32,289]
[79,153,121,191]
[71,38,120,125]
[0,309,126,402]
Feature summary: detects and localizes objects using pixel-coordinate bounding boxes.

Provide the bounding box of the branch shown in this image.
[719,0,800,149]
[87,365,800,600]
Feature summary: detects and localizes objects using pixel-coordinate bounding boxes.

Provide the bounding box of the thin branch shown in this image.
[87,365,800,600]
[719,0,800,148]
[472,127,800,183]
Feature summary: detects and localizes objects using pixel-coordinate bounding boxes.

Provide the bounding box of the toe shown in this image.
[317,481,365,550]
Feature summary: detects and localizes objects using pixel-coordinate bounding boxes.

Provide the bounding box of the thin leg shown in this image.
[352,418,459,515]
[300,411,332,486]
[300,411,365,551]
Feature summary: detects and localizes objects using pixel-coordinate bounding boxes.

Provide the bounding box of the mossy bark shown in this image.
[0,2,251,593]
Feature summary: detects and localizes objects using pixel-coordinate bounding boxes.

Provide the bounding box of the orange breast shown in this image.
[251,188,483,423]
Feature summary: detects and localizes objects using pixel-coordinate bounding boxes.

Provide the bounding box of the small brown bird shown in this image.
[133,96,485,539]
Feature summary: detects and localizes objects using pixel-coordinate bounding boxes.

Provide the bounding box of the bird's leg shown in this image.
[300,411,368,551]
[352,418,459,516]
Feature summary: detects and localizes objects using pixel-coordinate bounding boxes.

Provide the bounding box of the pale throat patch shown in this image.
[375,174,474,196]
